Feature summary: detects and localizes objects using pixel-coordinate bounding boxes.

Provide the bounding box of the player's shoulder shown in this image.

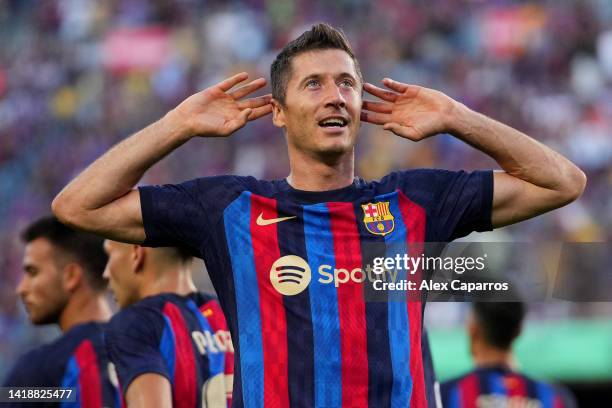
[141,174,262,200]
[372,167,492,206]
[513,371,576,407]
[43,322,107,359]
[518,373,575,404]
[186,174,288,203]
[190,174,274,192]
[440,369,476,391]
[3,346,49,386]
[376,168,471,189]
[107,294,181,334]
[3,323,106,387]
[366,168,463,208]
[63,321,106,341]
[110,293,179,321]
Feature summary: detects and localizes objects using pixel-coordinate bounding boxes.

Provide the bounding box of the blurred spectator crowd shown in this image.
[1,0,611,369]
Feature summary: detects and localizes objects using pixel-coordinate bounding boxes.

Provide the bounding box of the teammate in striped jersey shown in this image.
[102,242,233,408]
[3,216,119,407]
[54,23,586,407]
[440,302,576,408]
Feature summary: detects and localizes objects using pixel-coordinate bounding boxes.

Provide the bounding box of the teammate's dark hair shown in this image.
[173,246,193,264]
[21,216,108,291]
[472,302,526,350]
[271,23,362,105]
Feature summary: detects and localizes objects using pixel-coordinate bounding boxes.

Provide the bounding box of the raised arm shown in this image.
[361,78,587,228]
[52,73,272,243]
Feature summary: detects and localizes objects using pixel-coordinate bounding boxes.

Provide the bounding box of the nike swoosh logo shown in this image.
[256,213,297,226]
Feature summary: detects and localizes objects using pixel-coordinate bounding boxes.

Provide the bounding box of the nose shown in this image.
[324,83,346,109]
[103,265,111,280]
[16,276,28,297]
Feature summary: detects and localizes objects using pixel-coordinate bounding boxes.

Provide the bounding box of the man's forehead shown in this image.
[290,49,358,81]
[24,238,54,257]
[23,238,55,266]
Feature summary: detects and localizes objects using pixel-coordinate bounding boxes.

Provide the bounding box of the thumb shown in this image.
[383,122,402,135]
[383,122,419,140]
[226,108,252,132]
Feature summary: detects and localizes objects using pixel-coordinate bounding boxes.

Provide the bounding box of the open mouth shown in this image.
[318,117,348,129]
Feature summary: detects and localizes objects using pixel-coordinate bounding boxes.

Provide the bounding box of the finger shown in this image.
[247,104,273,121]
[217,72,249,92]
[383,78,422,97]
[362,100,392,114]
[238,94,272,109]
[225,108,252,132]
[230,78,267,100]
[360,110,392,125]
[382,78,411,93]
[363,83,398,102]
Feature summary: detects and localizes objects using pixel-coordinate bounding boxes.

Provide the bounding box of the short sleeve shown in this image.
[105,307,169,394]
[389,169,494,241]
[139,176,247,254]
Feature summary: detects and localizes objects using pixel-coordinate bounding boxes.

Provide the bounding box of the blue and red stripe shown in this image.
[384,192,413,407]
[276,200,315,407]
[162,302,198,408]
[353,200,393,408]
[60,340,103,408]
[303,202,342,407]
[398,191,428,407]
[249,194,290,408]
[224,191,264,408]
[328,202,369,407]
[74,340,103,408]
[159,316,176,383]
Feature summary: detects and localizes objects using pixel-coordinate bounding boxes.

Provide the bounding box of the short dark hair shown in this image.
[472,302,526,350]
[171,246,193,264]
[22,216,108,291]
[271,23,362,105]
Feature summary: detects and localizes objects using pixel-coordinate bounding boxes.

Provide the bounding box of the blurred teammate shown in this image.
[2,216,119,407]
[53,23,585,407]
[102,241,233,408]
[441,302,576,408]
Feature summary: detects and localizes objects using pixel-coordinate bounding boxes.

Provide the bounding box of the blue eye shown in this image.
[306,79,320,88]
[340,79,353,87]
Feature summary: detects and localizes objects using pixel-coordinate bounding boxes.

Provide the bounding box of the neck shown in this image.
[286,145,355,191]
[139,265,197,300]
[59,291,112,333]
[473,344,515,369]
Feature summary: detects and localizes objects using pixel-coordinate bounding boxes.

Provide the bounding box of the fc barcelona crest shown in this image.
[361,201,395,236]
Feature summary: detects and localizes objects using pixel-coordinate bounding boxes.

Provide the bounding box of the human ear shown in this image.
[131,245,146,273]
[271,99,286,128]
